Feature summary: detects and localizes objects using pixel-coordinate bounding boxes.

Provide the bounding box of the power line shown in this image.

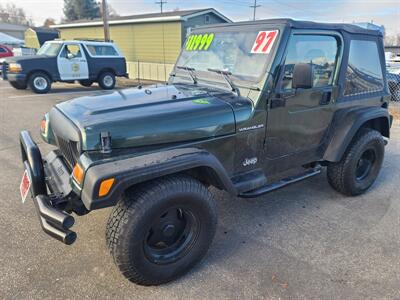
[250,0,261,21]
[155,0,167,13]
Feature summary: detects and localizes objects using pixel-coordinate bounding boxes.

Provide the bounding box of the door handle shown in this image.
[320,91,332,105]
[270,97,286,109]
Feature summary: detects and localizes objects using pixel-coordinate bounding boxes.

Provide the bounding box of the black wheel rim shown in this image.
[356,148,376,181]
[143,206,200,265]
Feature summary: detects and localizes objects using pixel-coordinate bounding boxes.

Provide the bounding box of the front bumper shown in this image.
[7,73,27,84]
[20,130,77,245]
[1,63,7,80]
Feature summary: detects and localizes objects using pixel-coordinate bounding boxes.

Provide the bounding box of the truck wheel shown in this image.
[98,71,115,90]
[106,175,217,285]
[29,72,51,94]
[327,128,385,196]
[79,80,93,87]
[9,81,27,90]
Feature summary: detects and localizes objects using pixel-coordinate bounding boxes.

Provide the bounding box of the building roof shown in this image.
[198,18,383,36]
[51,8,231,29]
[0,32,24,45]
[0,22,28,32]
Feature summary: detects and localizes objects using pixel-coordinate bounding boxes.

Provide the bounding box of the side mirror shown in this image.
[67,53,74,59]
[292,63,313,89]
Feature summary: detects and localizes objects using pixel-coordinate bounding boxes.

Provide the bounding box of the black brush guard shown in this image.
[20,130,77,245]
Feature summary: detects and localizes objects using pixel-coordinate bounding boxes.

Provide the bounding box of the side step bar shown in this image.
[239,168,322,198]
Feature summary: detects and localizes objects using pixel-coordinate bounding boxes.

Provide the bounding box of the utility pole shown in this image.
[250,0,261,21]
[156,0,167,13]
[102,0,110,42]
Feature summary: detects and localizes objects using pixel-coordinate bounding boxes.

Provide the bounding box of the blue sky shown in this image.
[2,0,399,35]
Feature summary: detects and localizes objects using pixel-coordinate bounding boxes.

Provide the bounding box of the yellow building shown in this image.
[51,8,231,81]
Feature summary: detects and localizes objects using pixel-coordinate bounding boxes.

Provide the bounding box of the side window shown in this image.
[86,45,118,56]
[281,34,339,90]
[344,40,383,96]
[0,47,6,53]
[60,44,82,58]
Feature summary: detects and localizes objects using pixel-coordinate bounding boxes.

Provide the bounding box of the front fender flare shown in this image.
[323,106,391,162]
[81,148,237,210]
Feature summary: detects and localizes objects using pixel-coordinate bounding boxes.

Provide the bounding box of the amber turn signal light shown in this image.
[99,178,115,197]
[40,118,47,133]
[72,163,84,185]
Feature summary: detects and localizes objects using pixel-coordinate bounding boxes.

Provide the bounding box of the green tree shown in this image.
[63,0,101,21]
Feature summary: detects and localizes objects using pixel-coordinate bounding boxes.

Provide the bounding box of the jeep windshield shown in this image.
[172,29,279,88]
[37,42,63,57]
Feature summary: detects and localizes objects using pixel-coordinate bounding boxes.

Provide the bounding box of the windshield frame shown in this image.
[171,24,283,91]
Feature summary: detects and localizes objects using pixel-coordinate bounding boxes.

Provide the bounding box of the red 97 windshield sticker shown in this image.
[251,30,278,54]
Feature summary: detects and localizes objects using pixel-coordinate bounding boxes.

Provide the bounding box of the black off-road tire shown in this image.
[79,79,93,87]
[98,71,115,90]
[106,175,217,286]
[327,128,385,196]
[28,72,52,94]
[9,81,27,90]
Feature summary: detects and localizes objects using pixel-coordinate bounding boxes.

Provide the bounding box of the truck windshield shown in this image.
[174,29,279,85]
[37,42,63,57]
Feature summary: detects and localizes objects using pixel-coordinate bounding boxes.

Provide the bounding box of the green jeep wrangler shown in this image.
[19,19,392,285]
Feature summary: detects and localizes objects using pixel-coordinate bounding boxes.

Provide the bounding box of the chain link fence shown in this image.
[387,72,400,120]
[388,72,400,102]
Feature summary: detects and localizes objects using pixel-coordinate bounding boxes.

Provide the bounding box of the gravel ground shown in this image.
[0,79,399,299]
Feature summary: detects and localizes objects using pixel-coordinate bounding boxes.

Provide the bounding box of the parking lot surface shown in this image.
[1,80,399,299]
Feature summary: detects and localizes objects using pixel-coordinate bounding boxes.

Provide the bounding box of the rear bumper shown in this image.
[20,130,77,245]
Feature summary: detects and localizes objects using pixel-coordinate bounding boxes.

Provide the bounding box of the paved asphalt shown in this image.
[0,80,399,299]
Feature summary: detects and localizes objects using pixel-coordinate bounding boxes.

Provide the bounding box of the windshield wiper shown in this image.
[175,65,198,84]
[207,68,240,96]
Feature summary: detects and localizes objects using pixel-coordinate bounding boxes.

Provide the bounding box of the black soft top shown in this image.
[199,18,382,37]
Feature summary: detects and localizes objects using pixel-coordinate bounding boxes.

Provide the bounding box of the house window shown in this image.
[205,15,210,24]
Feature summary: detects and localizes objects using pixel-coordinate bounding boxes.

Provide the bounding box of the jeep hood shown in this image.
[54,85,236,151]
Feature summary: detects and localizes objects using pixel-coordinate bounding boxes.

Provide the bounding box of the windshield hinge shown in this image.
[100,131,112,154]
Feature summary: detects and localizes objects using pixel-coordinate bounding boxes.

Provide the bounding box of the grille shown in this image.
[56,135,79,168]
[1,62,8,79]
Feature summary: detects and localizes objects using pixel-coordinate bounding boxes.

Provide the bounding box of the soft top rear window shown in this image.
[344,39,383,96]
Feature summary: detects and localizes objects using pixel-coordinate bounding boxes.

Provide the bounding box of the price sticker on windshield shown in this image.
[251,30,278,54]
[185,33,215,51]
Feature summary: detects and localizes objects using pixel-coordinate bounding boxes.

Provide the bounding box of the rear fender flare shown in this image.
[323,106,391,162]
[81,148,236,210]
